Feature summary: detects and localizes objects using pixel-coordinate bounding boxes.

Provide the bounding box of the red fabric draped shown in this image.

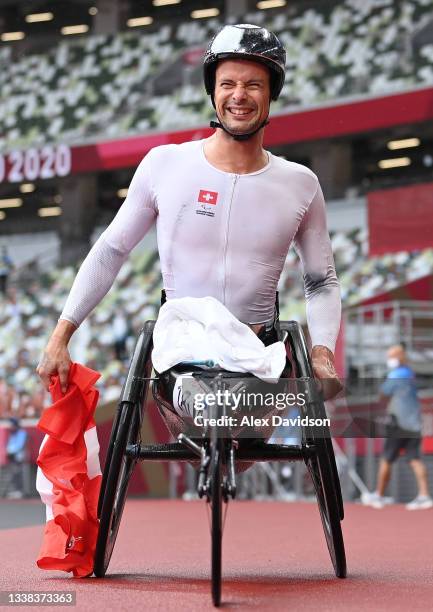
[36,363,101,578]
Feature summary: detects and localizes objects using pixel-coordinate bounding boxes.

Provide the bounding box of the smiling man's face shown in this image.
[214,59,271,137]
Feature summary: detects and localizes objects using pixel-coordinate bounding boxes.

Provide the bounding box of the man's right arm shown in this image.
[37,152,158,393]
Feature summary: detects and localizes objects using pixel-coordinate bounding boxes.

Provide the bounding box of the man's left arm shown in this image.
[293,180,342,400]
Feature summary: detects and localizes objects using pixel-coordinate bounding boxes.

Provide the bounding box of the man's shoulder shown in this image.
[271,155,319,191]
[388,365,414,380]
[271,155,318,180]
[144,140,201,165]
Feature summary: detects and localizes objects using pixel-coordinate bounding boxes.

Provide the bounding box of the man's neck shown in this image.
[203,130,268,174]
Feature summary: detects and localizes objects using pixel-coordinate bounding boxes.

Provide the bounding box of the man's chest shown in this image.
[154,176,305,255]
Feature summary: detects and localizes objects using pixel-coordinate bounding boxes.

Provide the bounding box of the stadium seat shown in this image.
[2,0,433,148]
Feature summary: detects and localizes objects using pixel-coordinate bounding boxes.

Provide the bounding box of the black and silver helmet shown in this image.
[203,24,286,103]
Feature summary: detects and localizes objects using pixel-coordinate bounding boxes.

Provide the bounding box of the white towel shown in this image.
[151,296,286,382]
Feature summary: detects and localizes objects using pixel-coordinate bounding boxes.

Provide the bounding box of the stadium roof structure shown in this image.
[0,0,226,41]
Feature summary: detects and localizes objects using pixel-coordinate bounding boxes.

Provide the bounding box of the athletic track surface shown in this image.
[0,500,432,611]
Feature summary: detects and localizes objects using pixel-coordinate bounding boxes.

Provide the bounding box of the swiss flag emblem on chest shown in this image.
[198,189,218,205]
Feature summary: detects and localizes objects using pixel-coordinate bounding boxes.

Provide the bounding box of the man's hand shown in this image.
[311,345,343,401]
[36,320,76,394]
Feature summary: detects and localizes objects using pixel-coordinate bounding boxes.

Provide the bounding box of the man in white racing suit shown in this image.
[37,24,342,405]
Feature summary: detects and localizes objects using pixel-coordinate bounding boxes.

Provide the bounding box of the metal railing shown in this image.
[345,300,433,377]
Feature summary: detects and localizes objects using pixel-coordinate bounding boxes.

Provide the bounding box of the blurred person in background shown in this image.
[364,345,433,510]
[0,246,14,295]
[0,376,14,418]
[28,386,47,418]
[17,391,36,419]
[4,286,21,320]
[112,310,129,361]
[4,417,28,499]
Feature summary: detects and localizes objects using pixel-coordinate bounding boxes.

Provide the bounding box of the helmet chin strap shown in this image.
[210,114,269,141]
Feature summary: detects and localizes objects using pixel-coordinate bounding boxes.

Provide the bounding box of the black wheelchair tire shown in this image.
[305,433,347,578]
[280,321,346,577]
[97,405,122,519]
[210,441,223,607]
[97,321,154,519]
[301,388,346,577]
[303,392,346,578]
[94,401,139,577]
[325,435,344,521]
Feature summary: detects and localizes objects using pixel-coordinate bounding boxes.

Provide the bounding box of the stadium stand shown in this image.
[1,0,433,149]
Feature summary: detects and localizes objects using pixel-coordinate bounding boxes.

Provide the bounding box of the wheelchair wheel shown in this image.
[210,439,223,607]
[94,401,139,577]
[304,418,347,578]
[281,321,346,578]
[325,435,344,521]
[97,405,122,519]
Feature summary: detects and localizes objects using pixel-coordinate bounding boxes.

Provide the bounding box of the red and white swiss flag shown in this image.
[198,189,218,205]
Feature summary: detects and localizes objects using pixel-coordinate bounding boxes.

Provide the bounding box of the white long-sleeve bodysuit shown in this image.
[60,139,341,351]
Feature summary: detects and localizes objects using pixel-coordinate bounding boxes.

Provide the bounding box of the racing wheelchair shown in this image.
[94,308,346,607]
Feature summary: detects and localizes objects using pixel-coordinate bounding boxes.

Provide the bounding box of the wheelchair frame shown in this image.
[94,319,346,607]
